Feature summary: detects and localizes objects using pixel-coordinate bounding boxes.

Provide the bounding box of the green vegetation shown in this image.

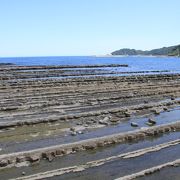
[111,45,180,57]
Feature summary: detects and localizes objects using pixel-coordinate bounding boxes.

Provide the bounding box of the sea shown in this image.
[0,56,180,76]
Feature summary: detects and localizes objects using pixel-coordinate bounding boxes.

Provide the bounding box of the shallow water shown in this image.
[55,145,180,180]
[0,131,179,180]
[0,106,179,154]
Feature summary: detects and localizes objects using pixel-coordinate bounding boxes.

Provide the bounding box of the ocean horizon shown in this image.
[0,56,179,74]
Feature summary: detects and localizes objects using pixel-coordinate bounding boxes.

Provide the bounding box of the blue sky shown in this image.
[0,0,180,56]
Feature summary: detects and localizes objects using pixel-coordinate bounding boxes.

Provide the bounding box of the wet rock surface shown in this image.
[0,65,179,179]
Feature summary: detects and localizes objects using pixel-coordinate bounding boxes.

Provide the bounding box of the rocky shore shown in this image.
[0,65,179,179]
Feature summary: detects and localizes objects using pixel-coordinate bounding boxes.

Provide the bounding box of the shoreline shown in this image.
[94,54,180,58]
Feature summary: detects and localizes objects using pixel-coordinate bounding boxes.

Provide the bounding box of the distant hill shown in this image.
[111,45,180,57]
